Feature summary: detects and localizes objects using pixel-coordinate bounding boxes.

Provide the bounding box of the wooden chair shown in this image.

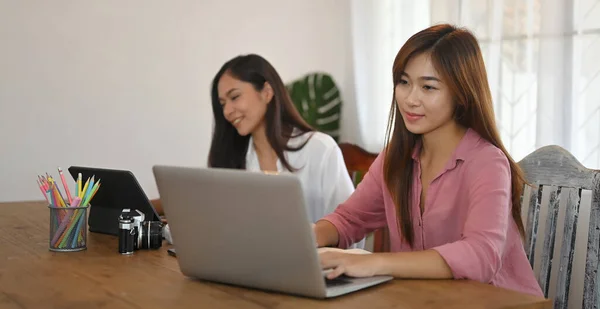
[338,143,390,252]
[518,145,599,309]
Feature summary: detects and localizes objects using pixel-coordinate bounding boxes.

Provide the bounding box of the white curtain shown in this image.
[351,0,600,169]
[349,0,430,153]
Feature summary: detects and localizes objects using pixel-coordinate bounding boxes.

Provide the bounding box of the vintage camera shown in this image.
[118,208,163,255]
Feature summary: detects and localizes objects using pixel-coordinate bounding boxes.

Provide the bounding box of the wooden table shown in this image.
[0,202,551,309]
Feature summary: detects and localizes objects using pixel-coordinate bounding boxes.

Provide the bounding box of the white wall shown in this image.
[0,0,357,202]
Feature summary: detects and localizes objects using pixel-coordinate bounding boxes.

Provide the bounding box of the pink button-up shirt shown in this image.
[323,128,543,297]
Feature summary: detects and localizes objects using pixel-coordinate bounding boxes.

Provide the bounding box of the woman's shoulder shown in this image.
[461,130,511,178]
[292,131,339,153]
[306,131,339,148]
[468,136,508,164]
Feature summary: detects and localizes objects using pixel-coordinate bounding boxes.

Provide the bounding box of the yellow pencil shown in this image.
[80,177,90,199]
[51,181,66,207]
[77,173,82,197]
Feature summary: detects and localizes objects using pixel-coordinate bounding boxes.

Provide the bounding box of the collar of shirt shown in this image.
[245,129,308,173]
[411,128,481,173]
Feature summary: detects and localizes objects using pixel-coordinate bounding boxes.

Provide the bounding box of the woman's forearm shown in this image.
[375,250,453,279]
[314,220,340,247]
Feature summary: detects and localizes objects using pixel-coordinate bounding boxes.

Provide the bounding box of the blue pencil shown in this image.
[49,189,56,207]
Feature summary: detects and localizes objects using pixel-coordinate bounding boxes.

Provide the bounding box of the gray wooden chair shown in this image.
[519,145,599,309]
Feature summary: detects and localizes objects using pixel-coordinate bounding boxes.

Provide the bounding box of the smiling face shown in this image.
[217,71,273,136]
[394,52,456,135]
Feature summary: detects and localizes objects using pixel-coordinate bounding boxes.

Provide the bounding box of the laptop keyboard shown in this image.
[324,275,352,287]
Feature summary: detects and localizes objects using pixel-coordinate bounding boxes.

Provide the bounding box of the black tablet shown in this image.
[68,166,161,235]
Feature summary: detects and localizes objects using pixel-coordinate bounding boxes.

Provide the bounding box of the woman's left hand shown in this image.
[319,251,381,279]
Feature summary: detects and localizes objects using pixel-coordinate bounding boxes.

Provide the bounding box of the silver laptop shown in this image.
[152,165,393,299]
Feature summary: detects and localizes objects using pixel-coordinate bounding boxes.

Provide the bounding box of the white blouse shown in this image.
[246,131,355,223]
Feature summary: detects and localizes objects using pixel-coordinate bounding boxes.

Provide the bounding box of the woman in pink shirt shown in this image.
[314,24,543,297]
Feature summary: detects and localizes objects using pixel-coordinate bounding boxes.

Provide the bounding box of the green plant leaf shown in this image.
[286,72,342,142]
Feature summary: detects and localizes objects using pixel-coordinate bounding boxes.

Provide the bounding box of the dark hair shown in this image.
[384,24,526,247]
[208,54,314,171]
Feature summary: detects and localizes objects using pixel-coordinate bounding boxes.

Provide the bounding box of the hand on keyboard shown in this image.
[319,248,378,280]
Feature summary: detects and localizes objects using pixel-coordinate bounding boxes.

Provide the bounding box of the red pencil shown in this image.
[58,167,73,205]
[38,175,48,191]
[37,179,49,203]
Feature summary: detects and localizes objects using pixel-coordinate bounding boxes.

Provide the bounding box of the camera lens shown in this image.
[139,221,163,249]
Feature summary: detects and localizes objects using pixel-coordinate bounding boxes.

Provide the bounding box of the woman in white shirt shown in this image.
[209,54,355,224]
[154,54,357,234]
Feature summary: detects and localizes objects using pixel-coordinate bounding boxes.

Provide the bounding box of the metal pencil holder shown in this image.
[48,204,89,252]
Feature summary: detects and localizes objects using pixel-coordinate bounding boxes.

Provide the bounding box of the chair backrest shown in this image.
[286,72,342,142]
[338,143,377,185]
[518,145,600,309]
[338,143,390,253]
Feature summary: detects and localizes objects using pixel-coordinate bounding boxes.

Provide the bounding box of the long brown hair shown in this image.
[383,24,526,247]
[208,54,314,172]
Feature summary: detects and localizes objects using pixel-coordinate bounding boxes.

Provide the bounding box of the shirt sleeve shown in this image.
[321,152,388,249]
[432,148,512,283]
[319,144,367,249]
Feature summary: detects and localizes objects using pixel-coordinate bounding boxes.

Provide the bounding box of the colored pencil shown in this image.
[37,180,49,203]
[58,167,73,205]
[82,179,100,207]
[37,172,100,249]
[77,173,82,197]
[82,176,94,205]
[79,176,90,199]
